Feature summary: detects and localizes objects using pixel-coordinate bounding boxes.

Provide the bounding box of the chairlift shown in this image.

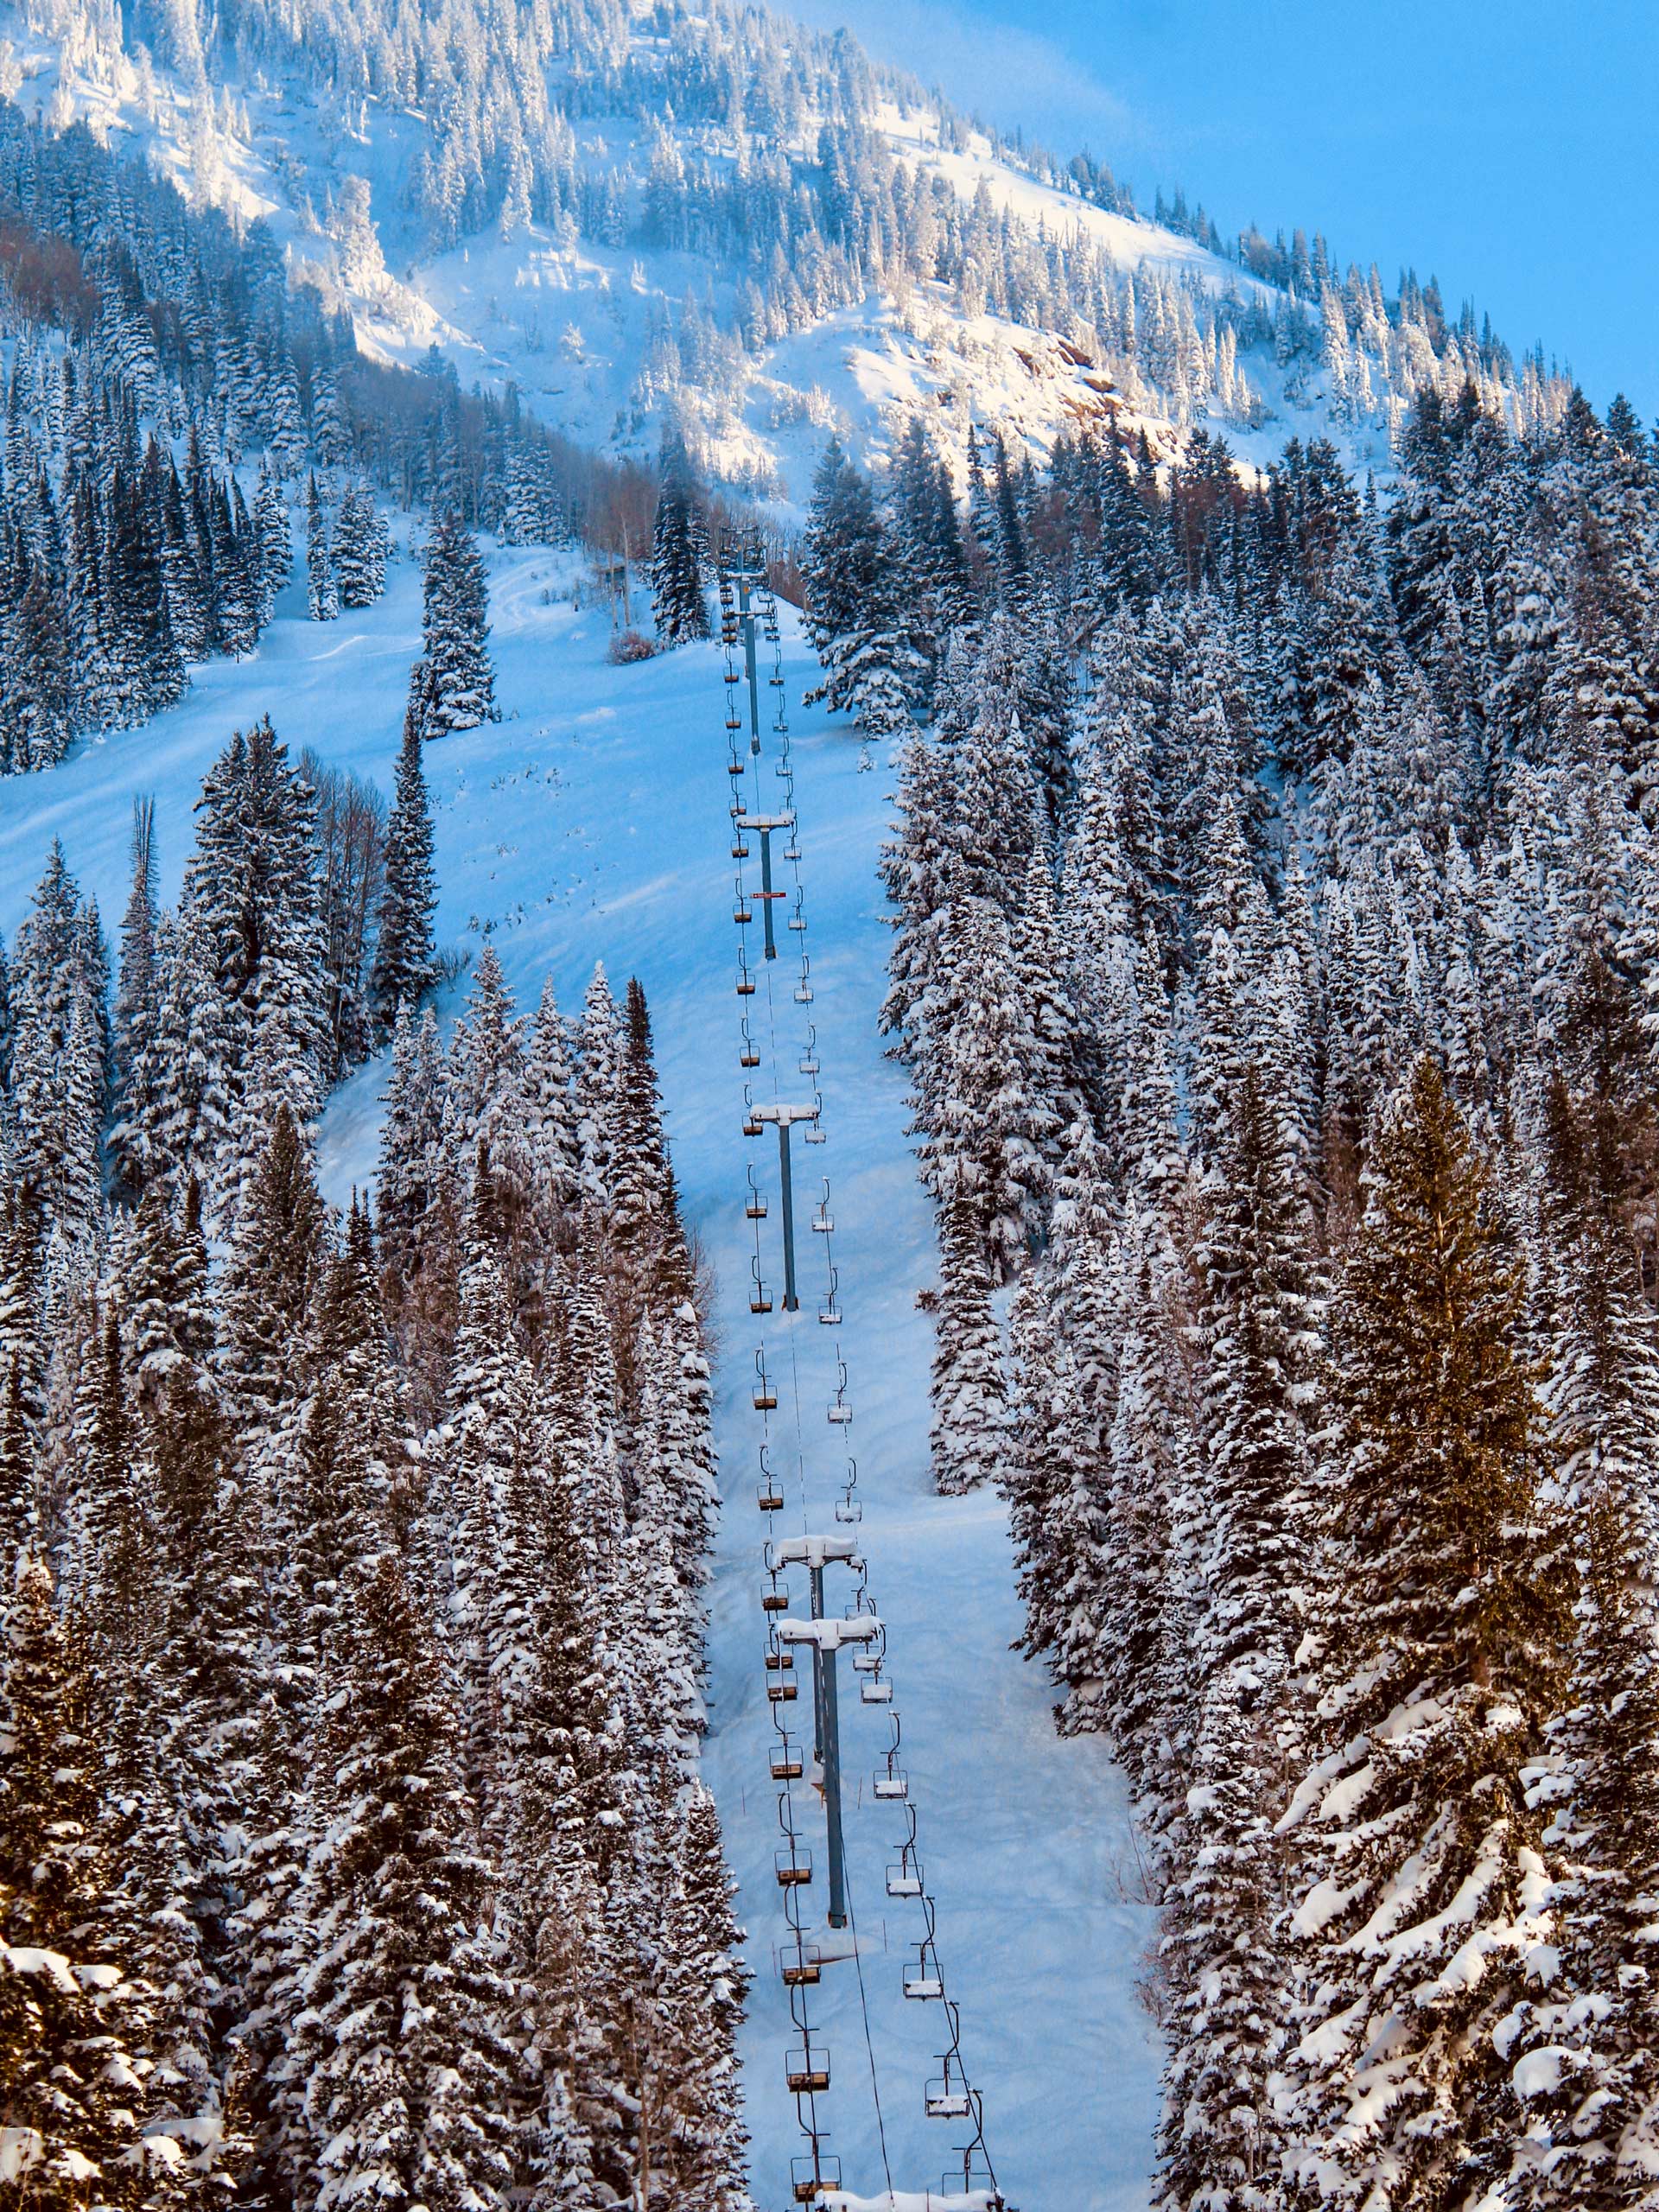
[747,1195,768,1219]
[741,1046,760,1068]
[762,1579,789,1614]
[785,2044,830,2095]
[757,1479,784,1513]
[790,2152,841,2205]
[925,2062,974,2121]
[736,963,756,996]
[765,1646,795,1672]
[827,1402,853,1427]
[767,1676,798,1704]
[872,1766,909,1802]
[794,982,813,1003]
[834,1495,862,1524]
[861,1677,893,1704]
[817,1303,842,1326]
[799,1051,820,1076]
[775,1843,812,1888]
[780,1940,823,1988]
[771,1735,804,1782]
[731,835,752,860]
[905,1942,945,2000]
[886,1855,924,1899]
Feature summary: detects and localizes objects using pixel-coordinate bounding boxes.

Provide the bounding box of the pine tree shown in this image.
[1282,1058,1572,2210]
[928,1182,1007,1494]
[0,1554,185,2212]
[110,797,159,1203]
[277,1553,515,2212]
[800,436,925,732]
[650,431,710,645]
[369,701,440,1035]
[419,512,496,734]
[305,474,339,621]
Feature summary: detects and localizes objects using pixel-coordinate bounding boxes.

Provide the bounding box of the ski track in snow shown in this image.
[0,541,1161,2211]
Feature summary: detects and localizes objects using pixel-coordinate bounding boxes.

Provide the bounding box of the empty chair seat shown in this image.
[785,2045,830,2095]
[775,1846,812,1888]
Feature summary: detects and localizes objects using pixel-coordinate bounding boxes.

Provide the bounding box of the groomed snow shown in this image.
[0,537,1161,2211]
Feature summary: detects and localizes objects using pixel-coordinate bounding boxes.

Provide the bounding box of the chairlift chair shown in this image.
[757,1479,784,1512]
[925,2068,974,2120]
[770,1736,804,1782]
[834,1496,862,1524]
[886,1855,924,1899]
[762,1580,789,1614]
[790,2152,841,2204]
[872,1765,909,1802]
[785,2044,830,2095]
[905,1942,945,2000]
[861,1676,893,1704]
[780,1941,823,1988]
[775,1843,812,1888]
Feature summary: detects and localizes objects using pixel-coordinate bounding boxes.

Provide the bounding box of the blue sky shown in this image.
[791,0,1658,424]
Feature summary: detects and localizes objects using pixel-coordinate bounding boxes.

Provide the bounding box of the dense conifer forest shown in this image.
[0,0,1653,2204]
[0,697,750,2204]
[831,385,1659,2202]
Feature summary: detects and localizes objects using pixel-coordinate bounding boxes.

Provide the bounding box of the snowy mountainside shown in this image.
[0,528,1162,2210]
[0,0,1566,515]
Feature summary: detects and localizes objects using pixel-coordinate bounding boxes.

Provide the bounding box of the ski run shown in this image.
[0,538,1163,2208]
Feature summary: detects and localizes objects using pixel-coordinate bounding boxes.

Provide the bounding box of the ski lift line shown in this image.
[718,538,1001,2206]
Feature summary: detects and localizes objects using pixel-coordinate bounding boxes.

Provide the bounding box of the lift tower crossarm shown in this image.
[773,1535,861,1570]
[776,1616,881,1651]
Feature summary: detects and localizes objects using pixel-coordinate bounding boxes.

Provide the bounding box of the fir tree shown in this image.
[369,701,440,1035]
[419,512,496,734]
[650,431,710,645]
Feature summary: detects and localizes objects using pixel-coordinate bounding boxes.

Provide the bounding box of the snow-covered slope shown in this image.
[0,544,1161,2209]
[0,0,1415,513]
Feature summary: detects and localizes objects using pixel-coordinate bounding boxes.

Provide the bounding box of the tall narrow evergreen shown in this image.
[651,430,710,645]
[418,512,496,734]
[370,701,440,1034]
